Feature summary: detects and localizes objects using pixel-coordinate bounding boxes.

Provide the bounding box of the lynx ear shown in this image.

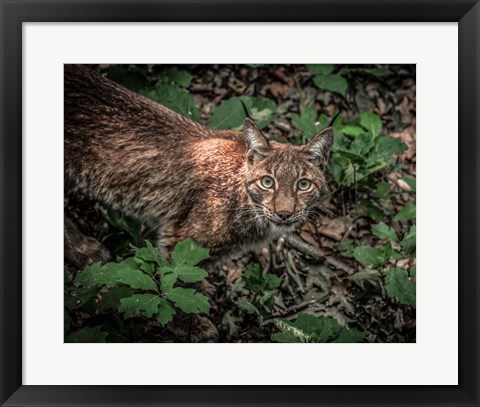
[244,117,269,162]
[304,127,334,168]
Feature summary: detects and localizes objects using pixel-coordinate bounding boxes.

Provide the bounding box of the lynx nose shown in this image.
[276,211,293,221]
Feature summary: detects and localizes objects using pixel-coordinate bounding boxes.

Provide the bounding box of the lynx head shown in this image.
[243,117,333,230]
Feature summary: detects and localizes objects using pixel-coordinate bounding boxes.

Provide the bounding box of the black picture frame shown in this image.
[1,1,478,406]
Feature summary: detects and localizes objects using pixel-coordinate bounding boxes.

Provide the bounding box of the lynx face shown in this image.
[243,118,334,231]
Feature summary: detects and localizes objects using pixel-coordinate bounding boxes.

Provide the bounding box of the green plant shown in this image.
[106,65,200,122]
[291,104,331,144]
[65,239,211,342]
[307,64,393,99]
[352,221,416,308]
[140,68,200,121]
[307,64,348,97]
[330,111,407,188]
[235,263,281,317]
[209,96,277,130]
[271,313,364,343]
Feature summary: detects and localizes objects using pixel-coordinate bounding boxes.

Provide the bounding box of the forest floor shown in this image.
[65,64,416,343]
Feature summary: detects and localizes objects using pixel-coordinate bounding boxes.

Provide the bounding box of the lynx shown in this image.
[64,65,334,257]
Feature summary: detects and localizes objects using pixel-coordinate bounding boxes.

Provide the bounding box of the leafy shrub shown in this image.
[352,221,416,308]
[271,313,364,343]
[209,96,277,130]
[235,263,281,317]
[65,239,211,342]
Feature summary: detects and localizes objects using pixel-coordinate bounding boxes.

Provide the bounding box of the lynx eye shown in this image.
[297,179,312,191]
[260,176,275,189]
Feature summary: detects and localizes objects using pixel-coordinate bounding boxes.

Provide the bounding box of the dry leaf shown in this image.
[269,81,290,99]
[318,217,351,241]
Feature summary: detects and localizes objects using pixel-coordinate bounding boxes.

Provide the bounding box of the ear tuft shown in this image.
[304,127,334,168]
[244,117,269,152]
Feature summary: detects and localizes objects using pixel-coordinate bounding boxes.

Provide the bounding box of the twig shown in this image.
[286,234,355,275]
[285,252,305,293]
[271,299,314,318]
[274,122,292,133]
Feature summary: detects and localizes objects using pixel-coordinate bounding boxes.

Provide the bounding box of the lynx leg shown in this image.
[156,221,182,259]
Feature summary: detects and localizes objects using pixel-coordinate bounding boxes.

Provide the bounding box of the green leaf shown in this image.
[98,287,135,313]
[374,181,391,199]
[371,222,398,241]
[270,331,301,343]
[361,201,386,222]
[64,286,99,311]
[99,259,158,290]
[313,74,348,97]
[160,270,178,291]
[272,314,364,343]
[353,243,392,267]
[385,268,416,308]
[341,67,393,78]
[373,136,408,162]
[171,238,210,267]
[394,201,416,221]
[250,101,276,128]
[410,265,416,279]
[391,249,404,260]
[337,238,354,257]
[243,264,281,294]
[359,112,382,137]
[366,68,392,77]
[306,64,334,75]
[377,242,393,265]
[165,287,210,314]
[235,299,261,315]
[176,265,208,283]
[132,240,163,265]
[350,132,376,156]
[351,269,383,291]
[119,294,161,318]
[74,263,102,287]
[158,67,193,88]
[352,246,378,266]
[341,125,364,136]
[75,258,158,291]
[291,105,324,140]
[209,96,277,130]
[209,98,246,130]
[336,149,366,164]
[401,225,416,255]
[157,299,176,325]
[140,83,200,121]
[401,177,416,192]
[134,258,156,276]
[65,326,108,343]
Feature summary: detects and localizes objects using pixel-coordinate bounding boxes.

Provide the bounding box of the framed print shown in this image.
[1,0,479,406]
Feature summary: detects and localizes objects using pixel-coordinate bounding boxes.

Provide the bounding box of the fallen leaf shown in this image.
[318,217,351,241]
[390,126,416,161]
[273,68,294,86]
[269,81,290,99]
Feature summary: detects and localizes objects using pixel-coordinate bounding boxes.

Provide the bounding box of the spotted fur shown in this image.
[64,65,333,257]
